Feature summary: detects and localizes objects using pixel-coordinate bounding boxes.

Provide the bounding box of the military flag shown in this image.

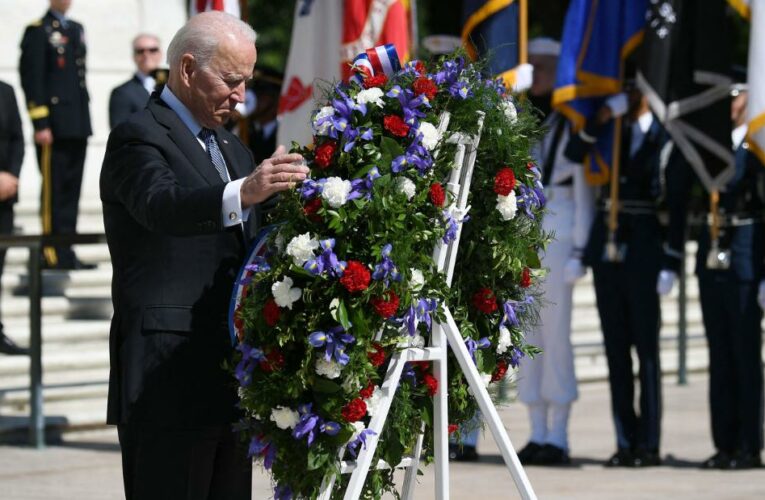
[637,0,735,191]
[461,0,531,92]
[739,0,765,166]
[278,0,410,148]
[553,0,647,186]
[189,0,241,17]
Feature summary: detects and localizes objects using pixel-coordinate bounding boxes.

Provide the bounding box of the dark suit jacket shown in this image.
[101,94,259,427]
[109,76,150,129]
[0,81,24,206]
[19,10,91,138]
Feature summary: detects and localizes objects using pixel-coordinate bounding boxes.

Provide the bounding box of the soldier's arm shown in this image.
[19,23,50,131]
[6,86,24,177]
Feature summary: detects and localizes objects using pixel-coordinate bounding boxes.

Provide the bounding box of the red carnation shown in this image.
[413,77,438,100]
[368,342,387,367]
[259,348,285,373]
[526,161,535,170]
[340,260,371,293]
[429,183,445,207]
[363,74,388,88]
[494,167,517,196]
[491,360,509,383]
[371,290,400,319]
[341,398,368,422]
[472,288,498,314]
[520,267,532,288]
[314,140,337,169]
[412,361,430,372]
[383,115,410,137]
[359,381,376,399]
[415,61,426,75]
[303,197,322,222]
[448,424,459,435]
[423,373,438,396]
[263,298,281,326]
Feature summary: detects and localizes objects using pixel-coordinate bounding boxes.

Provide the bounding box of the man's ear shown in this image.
[179,54,196,87]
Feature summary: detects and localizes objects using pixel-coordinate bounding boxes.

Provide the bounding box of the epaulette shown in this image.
[27,19,43,28]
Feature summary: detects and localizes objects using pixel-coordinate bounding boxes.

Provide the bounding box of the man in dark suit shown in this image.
[567,87,667,467]
[0,81,28,356]
[100,12,308,500]
[19,0,93,270]
[109,33,163,129]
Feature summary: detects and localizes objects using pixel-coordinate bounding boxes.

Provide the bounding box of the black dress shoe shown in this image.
[67,258,97,270]
[448,443,479,462]
[534,444,570,465]
[727,451,762,470]
[517,441,544,465]
[632,449,661,467]
[701,451,733,469]
[605,448,634,467]
[0,333,30,355]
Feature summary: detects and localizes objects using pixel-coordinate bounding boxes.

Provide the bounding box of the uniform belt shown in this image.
[598,199,657,215]
[708,213,764,227]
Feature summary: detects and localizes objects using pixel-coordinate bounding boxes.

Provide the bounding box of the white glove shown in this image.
[656,270,677,296]
[757,280,765,310]
[563,258,586,285]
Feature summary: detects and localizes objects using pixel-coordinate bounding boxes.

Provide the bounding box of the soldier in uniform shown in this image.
[109,34,164,129]
[19,0,94,270]
[566,85,666,467]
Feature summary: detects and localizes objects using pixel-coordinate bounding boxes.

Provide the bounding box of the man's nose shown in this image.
[231,82,246,104]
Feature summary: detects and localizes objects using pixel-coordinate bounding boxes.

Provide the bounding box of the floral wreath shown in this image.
[231,49,548,499]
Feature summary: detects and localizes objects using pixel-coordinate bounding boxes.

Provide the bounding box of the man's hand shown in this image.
[0,172,19,202]
[34,128,53,146]
[241,145,308,208]
[656,270,677,296]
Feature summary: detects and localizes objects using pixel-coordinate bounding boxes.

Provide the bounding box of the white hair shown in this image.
[166,11,257,70]
[132,33,161,49]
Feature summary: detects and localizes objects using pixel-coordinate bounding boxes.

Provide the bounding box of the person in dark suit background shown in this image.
[0,81,27,356]
[100,11,308,500]
[247,67,283,165]
[567,86,667,468]
[19,0,94,270]
[108,33,164,129]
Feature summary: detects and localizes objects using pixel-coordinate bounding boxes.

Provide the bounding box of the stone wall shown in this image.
[0,0,187,222]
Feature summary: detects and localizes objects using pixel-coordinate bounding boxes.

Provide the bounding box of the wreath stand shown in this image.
[318,112,537,500]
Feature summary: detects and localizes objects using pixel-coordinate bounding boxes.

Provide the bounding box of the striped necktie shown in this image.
[198,128,230,182]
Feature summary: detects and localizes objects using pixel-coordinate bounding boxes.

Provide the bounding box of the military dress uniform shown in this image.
[570,111,666,467]
[696,125,764,469]
[19,9,92,269]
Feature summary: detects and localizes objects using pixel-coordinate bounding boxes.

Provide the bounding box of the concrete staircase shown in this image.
[0,201,710,442]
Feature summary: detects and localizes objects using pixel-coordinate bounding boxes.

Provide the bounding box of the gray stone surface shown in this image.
[1,375,763,500]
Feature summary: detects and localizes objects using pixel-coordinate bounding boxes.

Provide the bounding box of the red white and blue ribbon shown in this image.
[229,225,277,345]
[350,44,402,85]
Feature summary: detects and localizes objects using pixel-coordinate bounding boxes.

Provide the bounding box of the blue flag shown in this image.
[553,0,647,185]
[462,0,530,91]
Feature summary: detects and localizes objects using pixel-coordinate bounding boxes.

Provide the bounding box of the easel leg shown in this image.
[432,323,450,499]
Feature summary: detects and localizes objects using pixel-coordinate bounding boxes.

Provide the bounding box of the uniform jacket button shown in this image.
[51,96,59,104]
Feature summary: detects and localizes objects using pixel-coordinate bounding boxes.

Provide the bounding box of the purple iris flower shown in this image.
[348,428,377,458]
[402,363,418,385]
[234,343,264,387]
[449,80,473,100]
[432,58,463,86]
[398,297,439,336]
[248,435,277,469]
[274,485,293,500]
[508,346,525,368]
[308,325,355,365]
[300,178,322,199]
[238,256,271,287]
[372,244,402,287]
[502,296,534,329]
[292,403,340,446]
[304,238,346,278]
[465,337,492,363]
[442,210,460,244]
[517,184,544,219]
[485,77,507,96]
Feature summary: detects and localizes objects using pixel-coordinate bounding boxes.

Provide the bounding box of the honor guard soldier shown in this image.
[566,86,667,468]
[19,0,94,270]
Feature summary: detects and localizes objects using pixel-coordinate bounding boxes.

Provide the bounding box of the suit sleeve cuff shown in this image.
[221,178,251,227]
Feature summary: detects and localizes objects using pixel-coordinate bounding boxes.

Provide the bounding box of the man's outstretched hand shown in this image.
[241,145,308,208]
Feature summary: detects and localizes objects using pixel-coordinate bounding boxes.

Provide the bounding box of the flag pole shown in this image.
[409,0,419,59]
[238,0,250,147]
[605,117,622,261]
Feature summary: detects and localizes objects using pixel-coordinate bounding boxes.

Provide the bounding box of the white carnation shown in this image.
[496,191,518,221]
[286,233,319,266]
[364,386,383,417]
[396,177,416,200]
[417,121,440,151]
[502,100,518,124]
[272,276,302,309]
[312,106,335,136]
[356,87,385,107]
[409,268,425,292]
[341,375,361,394]
[270,406,300,430]
[496,326,512,355]
[321,177,352,208]
[348,421,366,442]
[315,357,342,379]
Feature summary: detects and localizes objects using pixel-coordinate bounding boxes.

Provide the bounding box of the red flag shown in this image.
[189,0,240,17]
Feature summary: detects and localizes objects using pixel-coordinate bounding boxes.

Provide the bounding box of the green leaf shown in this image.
[337,300,352,330]
[353,164,379,179]
[380,136,404,160]
[307,448,329,471]
[313,378,343,394]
